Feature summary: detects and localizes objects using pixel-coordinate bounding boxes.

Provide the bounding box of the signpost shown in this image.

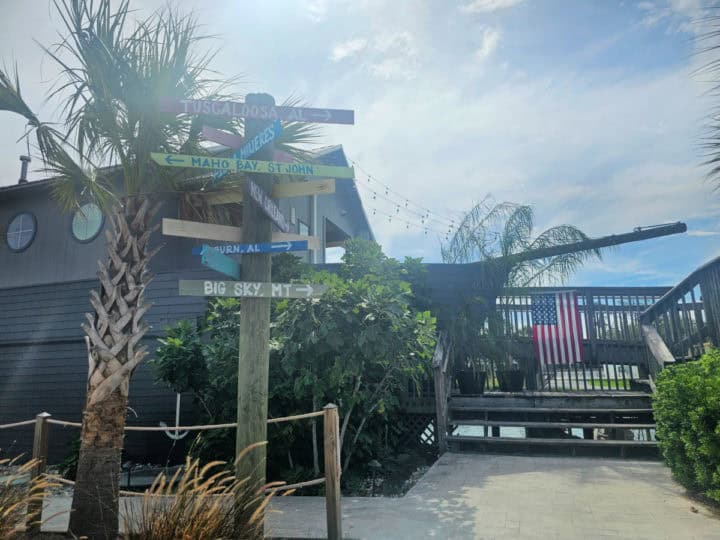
[150,152,354,179]
[200,245,239,279]
[161,92,352,534]
[161,98,354,125]
[179,279,327,299]
[192,240,309,256]
[244,178,291,233]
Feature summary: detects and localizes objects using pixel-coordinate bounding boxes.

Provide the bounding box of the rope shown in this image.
[44,410,325,432]
[267,410,324,424]
[0,419,36,430]
[46,419,82,428]
[269,477,325,492]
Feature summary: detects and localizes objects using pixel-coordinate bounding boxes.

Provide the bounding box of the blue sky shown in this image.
[1,0,719,287]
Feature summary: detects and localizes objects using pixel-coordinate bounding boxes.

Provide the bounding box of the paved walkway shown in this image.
[42,454,719,539]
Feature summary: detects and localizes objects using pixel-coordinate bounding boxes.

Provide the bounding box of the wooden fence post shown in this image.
[26,412,51,534]
[323,404,342,540]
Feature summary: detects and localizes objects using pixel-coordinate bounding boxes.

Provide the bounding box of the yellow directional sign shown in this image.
[151,152,354,179]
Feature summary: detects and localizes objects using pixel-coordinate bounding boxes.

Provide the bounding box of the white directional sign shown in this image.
[179,279,327,299]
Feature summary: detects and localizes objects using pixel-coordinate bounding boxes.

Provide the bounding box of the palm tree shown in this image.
[442,198,600,286]
[0,1,315,537]
[442,199,601,379]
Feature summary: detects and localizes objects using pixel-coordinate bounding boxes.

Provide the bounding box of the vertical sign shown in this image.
[244,178,291,233]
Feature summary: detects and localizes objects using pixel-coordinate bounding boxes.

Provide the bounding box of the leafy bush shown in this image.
[124,444,282,540]
[152,240,437,487]
[654,349,720,503]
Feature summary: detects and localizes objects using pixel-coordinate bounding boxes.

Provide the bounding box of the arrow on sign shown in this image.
[295,285,315,298]
[165,155,185,165]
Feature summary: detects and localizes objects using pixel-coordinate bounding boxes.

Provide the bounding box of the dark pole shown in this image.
[483,222,687,266]
[236,93,275,487]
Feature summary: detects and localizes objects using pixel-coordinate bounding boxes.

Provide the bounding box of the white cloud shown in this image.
[476,28,502,61]
[302,0,330,22]
[330,39,368,62]
[460,0,524,13]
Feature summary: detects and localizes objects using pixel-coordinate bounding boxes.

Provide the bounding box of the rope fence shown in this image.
[1,404,343,540]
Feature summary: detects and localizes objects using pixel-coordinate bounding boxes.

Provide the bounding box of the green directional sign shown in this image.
[179,279,327,299]
[151,152,354,179]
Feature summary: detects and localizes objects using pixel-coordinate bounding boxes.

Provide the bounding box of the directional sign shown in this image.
[236,121,282,160]
[193,240,308,256]
[212,121,283,182]
[150,152,354,179]
[179,279,327,299]
[162,98,354,125]
[202,126,244,149]
[244,178,291,233]
[201,245,239,279]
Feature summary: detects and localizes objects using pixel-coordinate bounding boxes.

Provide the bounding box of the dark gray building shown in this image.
[0,145,373,462]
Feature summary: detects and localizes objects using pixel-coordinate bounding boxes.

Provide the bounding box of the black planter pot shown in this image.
[496,369,525,392]
[457,370,486,395]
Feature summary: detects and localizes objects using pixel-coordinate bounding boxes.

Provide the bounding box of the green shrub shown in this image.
[654,349,720,503]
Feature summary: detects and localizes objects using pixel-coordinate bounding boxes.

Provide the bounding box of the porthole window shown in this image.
[6,212,37,252]
[72,203,104,243]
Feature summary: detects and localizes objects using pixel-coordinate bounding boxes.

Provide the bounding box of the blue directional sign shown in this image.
[212,120,282,182]
[193,240,309,256]
[236,121,282,160]
[200,245,239,279]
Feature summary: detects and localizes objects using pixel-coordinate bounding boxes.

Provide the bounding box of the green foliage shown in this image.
[152,241,437,482]
[654,349,720,503]
[151,320,207,395]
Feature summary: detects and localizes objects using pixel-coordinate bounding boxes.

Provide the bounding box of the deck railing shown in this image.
[495,286,669,391]
[640,256,720,376]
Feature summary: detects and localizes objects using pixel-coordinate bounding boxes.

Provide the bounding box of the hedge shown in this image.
[654,348,720,503]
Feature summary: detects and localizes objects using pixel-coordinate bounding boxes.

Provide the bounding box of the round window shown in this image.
[72,203,104,242]
[6,212,37,252]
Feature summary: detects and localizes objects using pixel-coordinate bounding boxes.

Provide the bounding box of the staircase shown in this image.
[446,392,659,459]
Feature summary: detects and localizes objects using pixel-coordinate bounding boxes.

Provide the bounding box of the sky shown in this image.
[1,0,719,286]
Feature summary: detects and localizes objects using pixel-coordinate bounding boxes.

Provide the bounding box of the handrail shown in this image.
[641,255,720,321]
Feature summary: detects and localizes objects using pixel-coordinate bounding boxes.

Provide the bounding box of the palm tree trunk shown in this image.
[69,197,160,539]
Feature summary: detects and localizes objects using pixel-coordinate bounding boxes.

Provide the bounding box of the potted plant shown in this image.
[496,358,525,392]
[455,356,487,395]
[484,312,526,392]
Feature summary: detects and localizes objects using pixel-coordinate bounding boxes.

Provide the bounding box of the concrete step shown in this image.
[450,406,654,415]
[447,435,659,458]
[450,392,652,410]
[449,419,656,430]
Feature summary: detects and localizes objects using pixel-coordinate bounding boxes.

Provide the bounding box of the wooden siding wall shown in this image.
[0,271,212,462]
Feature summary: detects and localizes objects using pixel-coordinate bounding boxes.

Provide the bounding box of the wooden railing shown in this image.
[640,256,720,378]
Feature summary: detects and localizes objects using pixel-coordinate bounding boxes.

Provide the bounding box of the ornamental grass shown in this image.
[0,457,57,538]
[124,442,287,540]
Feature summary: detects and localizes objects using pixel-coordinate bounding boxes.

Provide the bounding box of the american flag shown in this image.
[531,292,584,365]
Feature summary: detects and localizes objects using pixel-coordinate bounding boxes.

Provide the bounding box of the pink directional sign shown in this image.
[202,126,243,149]
[162,98,354,125]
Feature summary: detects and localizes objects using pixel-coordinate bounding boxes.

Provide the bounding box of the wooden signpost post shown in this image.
[158,92,353,539]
